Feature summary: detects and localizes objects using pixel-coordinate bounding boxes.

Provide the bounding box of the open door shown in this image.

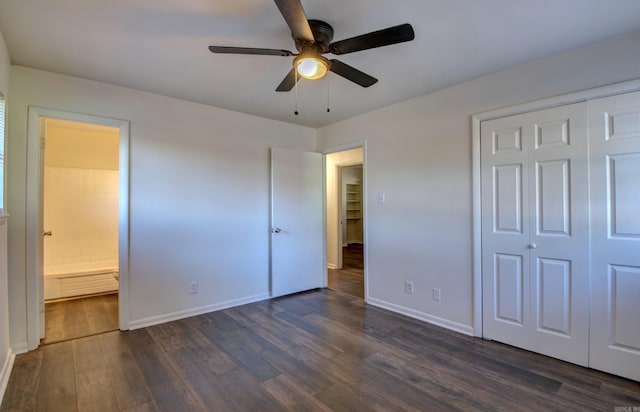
[270,148,324,297]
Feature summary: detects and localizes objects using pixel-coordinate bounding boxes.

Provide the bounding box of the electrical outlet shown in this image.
[189,281,199,294]
[432,288,441,301]
[405,280,414,294]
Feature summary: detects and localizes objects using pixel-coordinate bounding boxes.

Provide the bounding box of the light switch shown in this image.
[378,192,386,204]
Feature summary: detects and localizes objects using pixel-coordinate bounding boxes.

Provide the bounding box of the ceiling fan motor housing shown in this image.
[294,19,334,54]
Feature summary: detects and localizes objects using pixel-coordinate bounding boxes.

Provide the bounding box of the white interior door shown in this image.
[271,148,324,297]
[588,91,640,381]
[481,102,590,366]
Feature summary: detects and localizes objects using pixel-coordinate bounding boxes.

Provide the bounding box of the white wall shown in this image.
[7,66,316,348]
[0,26,12,401]
[316,30,640,334]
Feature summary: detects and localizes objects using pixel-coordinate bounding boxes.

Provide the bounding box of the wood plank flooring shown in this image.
[328,244,364,298]
[42,293,119,345]
[3,289,639,411]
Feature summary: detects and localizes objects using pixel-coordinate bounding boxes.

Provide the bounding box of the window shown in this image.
[0,94,5,213]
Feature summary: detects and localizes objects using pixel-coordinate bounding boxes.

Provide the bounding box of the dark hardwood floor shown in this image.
[328,243,364,298]
[42,293,119,345]
[3,289,638,411]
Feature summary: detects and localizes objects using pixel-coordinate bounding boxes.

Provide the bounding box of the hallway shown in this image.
[328,244,364,298]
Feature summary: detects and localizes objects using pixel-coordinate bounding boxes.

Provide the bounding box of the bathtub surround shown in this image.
[44,167,119,274]
[43,122,120,300]
[44,165,119,299]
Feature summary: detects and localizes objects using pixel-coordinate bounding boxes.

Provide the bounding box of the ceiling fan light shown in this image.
[295,56,329,80]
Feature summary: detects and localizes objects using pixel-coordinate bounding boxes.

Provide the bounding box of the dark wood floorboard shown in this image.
[42,293,119,345]
[3,289,639,411]
[328,244,364,298]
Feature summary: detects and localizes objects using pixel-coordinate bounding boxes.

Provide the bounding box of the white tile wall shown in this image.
[43,167,118,274]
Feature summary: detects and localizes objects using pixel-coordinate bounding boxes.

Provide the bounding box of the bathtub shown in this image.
[44,260,119,301]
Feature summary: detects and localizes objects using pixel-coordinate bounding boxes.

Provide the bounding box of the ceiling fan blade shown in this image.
[274,0,314,41]
[209,46,293,56]
[329,59,378,88]
[276,68,300,92]
[329,23,415,55]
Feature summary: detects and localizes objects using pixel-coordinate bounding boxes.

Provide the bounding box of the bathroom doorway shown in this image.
[41,118,120,344]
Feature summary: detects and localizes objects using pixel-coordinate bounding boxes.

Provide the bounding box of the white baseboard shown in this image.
[127,293,271,330]
[327,263,337,270]
[367,297,474,336]
[10,343,28,355]
[0,348,16,405]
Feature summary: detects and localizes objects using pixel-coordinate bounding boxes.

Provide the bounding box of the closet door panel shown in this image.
[528,103,590,366]
[589,91,640,381]
[536,257,571,336]
[481,113,532,349]
[609,265,640,348]
[494,253,524,325]
[609,153,640,237]
[493,164,524,233]
[482,103,589,366]
[535,160,571,236]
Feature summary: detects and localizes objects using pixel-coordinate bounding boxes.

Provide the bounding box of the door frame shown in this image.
[25,107,130,350]
[471,78,640,337]
[323,141,368,300]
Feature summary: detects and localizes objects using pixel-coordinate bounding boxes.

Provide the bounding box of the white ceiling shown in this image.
[2,0,640,128]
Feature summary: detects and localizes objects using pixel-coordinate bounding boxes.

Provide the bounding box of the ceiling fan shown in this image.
[208,0,415,92]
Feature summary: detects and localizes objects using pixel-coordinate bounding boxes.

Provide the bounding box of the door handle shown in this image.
[272,227,282,234]
[43,231,53,237]
[527,243,537,249]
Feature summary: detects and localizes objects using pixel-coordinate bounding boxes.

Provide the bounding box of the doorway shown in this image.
[41,118,120,344]
[326,148,365,298]
[25,107,130,350]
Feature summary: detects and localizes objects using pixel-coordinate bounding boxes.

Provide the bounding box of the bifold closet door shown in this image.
[481,103,590,366]
[588,91,640,382]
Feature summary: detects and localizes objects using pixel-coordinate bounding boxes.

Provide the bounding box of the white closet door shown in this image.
[481,111,532,351]
[482,103,590,366]
[588,91,640,382]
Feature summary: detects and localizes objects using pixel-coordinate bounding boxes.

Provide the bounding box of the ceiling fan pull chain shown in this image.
[327,75,331,113]
[294,69,299,116]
